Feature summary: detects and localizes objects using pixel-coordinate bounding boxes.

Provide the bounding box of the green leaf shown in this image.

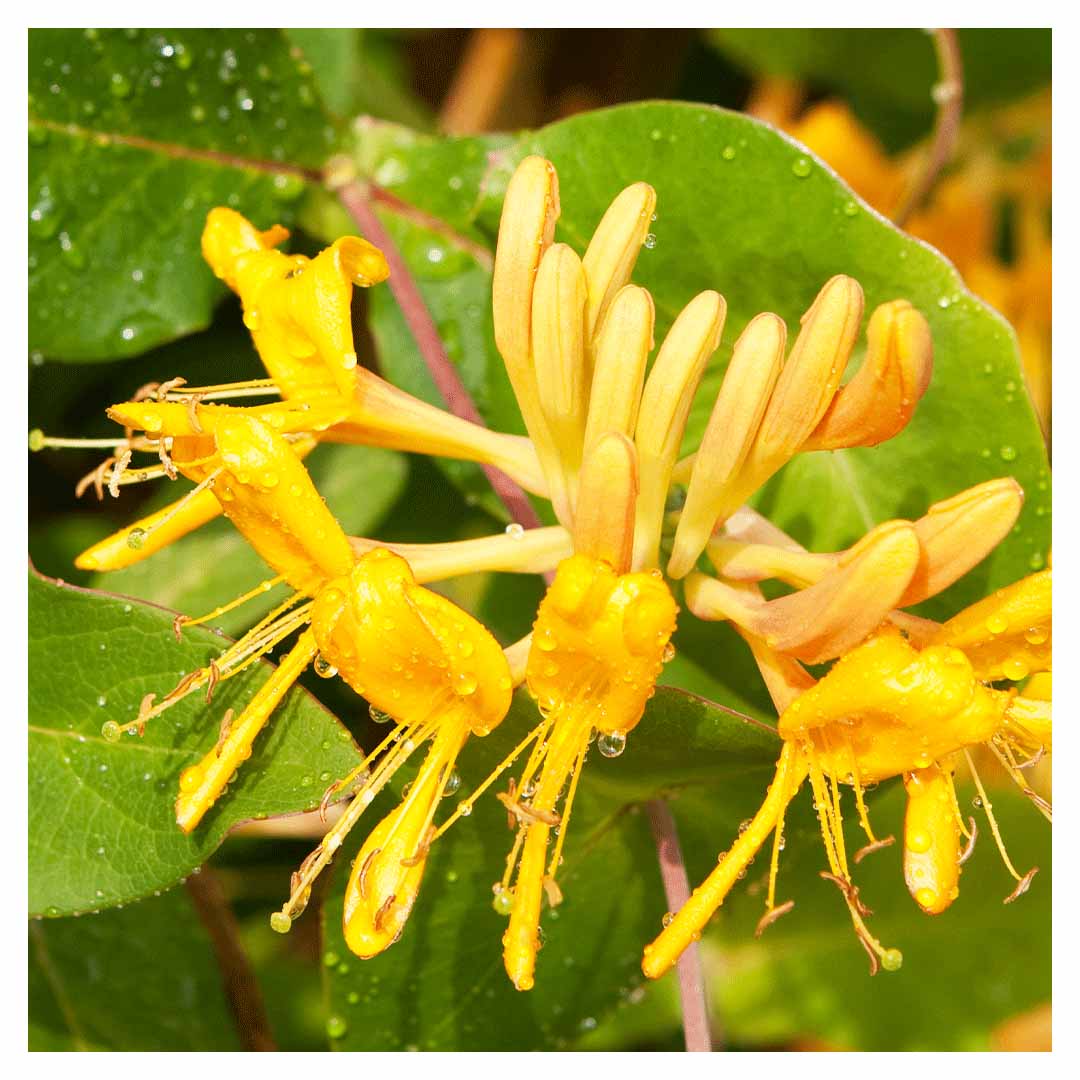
[90,442,408,636]
[709,29,1052,150]
[326,104,1049,618]
[29,887,241,1050]
[319,687,781,1050]
[28,569,364,916]
[29,28,334,361]
[285,29,432,128]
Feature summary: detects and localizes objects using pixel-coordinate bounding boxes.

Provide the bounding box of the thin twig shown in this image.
[333,177,543,533]
[186,869,277,1052]
[646,799,715,1052]
[894,28,964,226]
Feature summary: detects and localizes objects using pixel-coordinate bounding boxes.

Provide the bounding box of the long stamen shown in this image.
[963,748,1033,887]
[175,573,286,639]
[987,739,1053,822]
[277,716,440,925]
[163,378,281,399]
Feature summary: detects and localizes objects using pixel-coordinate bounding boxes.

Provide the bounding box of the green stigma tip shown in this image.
[881,948,903,972]
[28,429,45,452]
[270,911,292,934]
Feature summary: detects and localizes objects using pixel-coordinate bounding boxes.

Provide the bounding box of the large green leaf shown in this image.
[311,104,1049,619]
[28,570,364,915]
[318,687,781,1050]
[29,886,241,1051]
[90,442,408,636]
[709,29,1053,150]
[29,28,333,361]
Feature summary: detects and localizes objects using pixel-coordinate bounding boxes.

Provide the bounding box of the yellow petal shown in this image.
[777,628,1008,781]
[903,764,961,915]
[749,274,864,467]
[931,569,1051,681]
[900,478,1024,606]
[805,300,932,452]
[492,155,560,452]
[668,313,785,578]
[634,291,726,569]
[583,284,654,452]
[581,181,657,339]
[532,243,589,512]
[689,521,921,663]
[573,431,638,573]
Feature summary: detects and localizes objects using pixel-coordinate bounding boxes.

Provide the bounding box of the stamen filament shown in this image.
[963,749,1025,882]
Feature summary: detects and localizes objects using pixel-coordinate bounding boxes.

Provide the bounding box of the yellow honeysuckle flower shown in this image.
[667,285,933,579]
[643,568,1051,981]
[88,396,541,958]
[52,208,545,573]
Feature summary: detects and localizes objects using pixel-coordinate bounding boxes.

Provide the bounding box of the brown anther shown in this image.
[357,847,381,900]
[214,709,235,756]
[318,780,340,823]
[958,817,979,866]
[754,899,795,937]
[543,876,564,908]
[1023,789,1052,817]
[400,826,437,868]
[108,449,133,498]
[155,376,187,400]
[288,872,310,918]
[131,381,162,403]
[298,846,322,878]
[204,660,220,703]
[503,778,517,831]
[75,456,117,500]
[1003,867,1039,905]
[185,392,206,434]
[1017,746,1046,770]
[819,871,873,917]
[172,614,189,642]
[373,893,396,932]
[497,791,561,827]
[157,439,177,481]
[164,669,202,703]
[854,835,896,864]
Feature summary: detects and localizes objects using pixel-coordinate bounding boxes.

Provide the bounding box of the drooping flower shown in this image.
[642,567,1051,980]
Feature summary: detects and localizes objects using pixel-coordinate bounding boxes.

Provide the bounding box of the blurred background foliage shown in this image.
[29,28,1051,1052]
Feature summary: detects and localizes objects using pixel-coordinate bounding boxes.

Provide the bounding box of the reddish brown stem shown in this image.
[646,799,715,1052]
[894,28,964,226]
[335,178,543,533]
[186,869,277,1052]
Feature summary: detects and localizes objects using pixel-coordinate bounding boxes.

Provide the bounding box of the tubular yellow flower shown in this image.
[668,279,932,579]
[644,571,1051,982]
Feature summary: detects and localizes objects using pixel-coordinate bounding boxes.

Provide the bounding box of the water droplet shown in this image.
[597,731,627,758]
[458,801,472,817]
[326,1015,348,1040]
[643,233,657,249]
[314,654,337,679]
[985,614,1008,635]
[242,309,260,331]
[505,522,524,539]
[108,72,132,98]
[101,720,121,742]
[126,527,147,550]
[1029,552,1045,571]
[843,199,858,217]
[649,128,663,141]
[190,104,206,123]
[661,911,675,927]
[179,765,203,793]
[492,886,514,915]
[721,145,736,161]
[369,705,394,724]
[443,771,462,797]
[454,672,478,696]
[29,192,61,239]
[120,326,137,342]
[1002,657,1029,681]
[662,642,676,663]
[972,795,983,809]
[791,157,812,178]
[999,445,1017,462]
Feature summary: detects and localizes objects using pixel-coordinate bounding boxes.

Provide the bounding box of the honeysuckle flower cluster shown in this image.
[33,153,1051,991]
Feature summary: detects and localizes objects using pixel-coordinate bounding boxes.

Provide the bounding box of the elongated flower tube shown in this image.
[692,478,1025,660]
[644,573,1052,982]
[488,431,678,991]
[668,282,932,579]
[492,156,659,530]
